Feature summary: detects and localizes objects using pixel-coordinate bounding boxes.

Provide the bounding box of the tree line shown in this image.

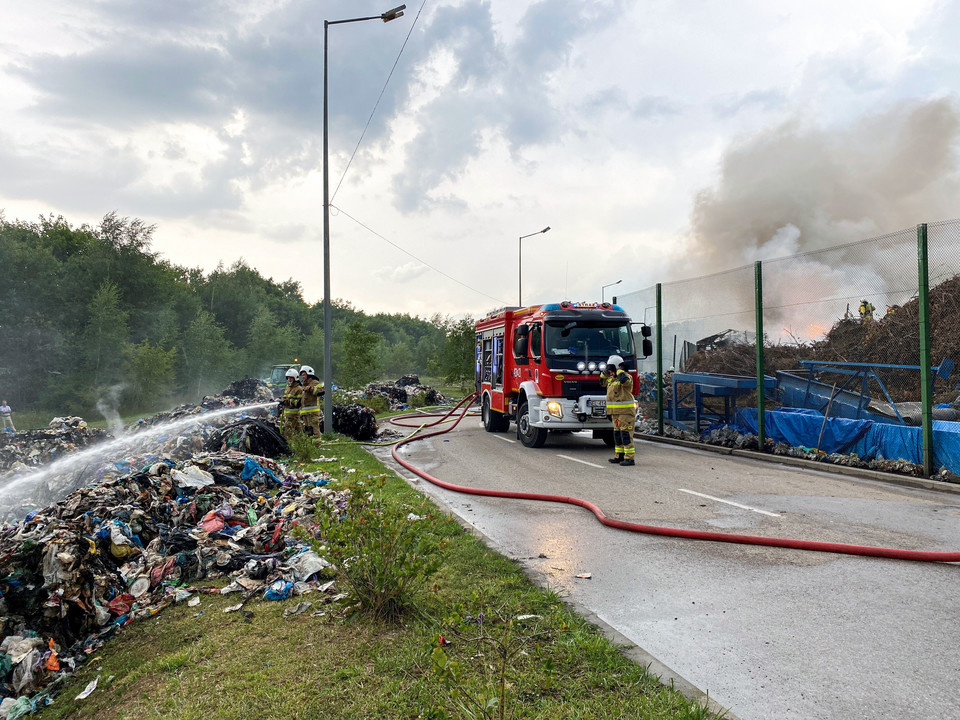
[0,212,476,416]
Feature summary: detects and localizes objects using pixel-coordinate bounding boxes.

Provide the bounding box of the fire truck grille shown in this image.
[561,380,604,399]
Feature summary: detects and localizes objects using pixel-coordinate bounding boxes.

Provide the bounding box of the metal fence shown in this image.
[617,220,960,477]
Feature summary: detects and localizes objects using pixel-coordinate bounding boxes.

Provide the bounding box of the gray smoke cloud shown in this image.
[676,97,960,339]
[95,384,127,436]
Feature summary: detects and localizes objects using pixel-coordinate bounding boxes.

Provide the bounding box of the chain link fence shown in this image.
[617,219,960,478]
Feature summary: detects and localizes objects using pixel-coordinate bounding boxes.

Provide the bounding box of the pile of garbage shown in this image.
[221,377,275,404]
[323,405,378,442]
[347,375,447,411]
[0,421,108,477]
[0,449,350,712]
[204,418,290,457]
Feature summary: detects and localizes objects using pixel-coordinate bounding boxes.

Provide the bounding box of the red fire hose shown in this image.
[389,394,960,563]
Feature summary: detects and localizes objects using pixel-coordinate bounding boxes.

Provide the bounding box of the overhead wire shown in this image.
[331,0,428,204]
[331,203,509,305]
[325,0,508,307]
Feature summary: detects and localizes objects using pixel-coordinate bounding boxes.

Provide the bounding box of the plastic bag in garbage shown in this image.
[264,580,294,601]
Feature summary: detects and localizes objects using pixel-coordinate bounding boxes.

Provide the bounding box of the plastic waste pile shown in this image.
[204,418,290,457]
[347,375,447,411]
[0,450,348,713]
[322,405,378,442]
[0,423,107,477]
[221,377,275,403]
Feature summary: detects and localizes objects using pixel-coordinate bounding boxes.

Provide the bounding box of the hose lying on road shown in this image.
[384,393,960,564]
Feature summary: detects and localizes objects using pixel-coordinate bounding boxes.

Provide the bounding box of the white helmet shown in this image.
[299,365,315,377]
[285,368,298,379]
[607,354,624,369]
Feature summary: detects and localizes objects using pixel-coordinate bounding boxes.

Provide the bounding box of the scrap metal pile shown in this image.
[0,444,348,715]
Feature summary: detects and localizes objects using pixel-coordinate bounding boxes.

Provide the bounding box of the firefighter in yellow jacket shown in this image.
[601,354,637,466]
[298,365,324,437]
[279,368,303,440]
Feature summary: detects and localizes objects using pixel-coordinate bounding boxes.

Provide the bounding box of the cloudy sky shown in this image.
[3,0,960,319]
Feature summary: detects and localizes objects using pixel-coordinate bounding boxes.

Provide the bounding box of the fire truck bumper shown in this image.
[530,396,622,429]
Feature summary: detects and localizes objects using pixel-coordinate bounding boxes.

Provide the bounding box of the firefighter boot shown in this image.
[620,457,635,466]
[608,454,624,464]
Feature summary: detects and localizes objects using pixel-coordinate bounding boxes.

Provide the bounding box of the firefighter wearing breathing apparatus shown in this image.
[279,368,303,440]
[299,365,324,437]
[601,354,637,466]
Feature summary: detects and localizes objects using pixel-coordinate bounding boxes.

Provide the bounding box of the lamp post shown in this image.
[323,5,405,433]
[601,279,622,303]
[518,226,551,306]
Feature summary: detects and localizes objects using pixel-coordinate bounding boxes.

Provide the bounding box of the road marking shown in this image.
[678,488,781,517]
[557,454,604,469]
[495,436,516,443]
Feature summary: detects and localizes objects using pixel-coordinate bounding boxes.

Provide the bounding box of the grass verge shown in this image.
[38,442,721,720]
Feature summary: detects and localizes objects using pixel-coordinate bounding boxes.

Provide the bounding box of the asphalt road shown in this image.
[374,417,960,720]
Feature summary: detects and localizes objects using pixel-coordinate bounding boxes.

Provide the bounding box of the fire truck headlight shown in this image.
[587,361,597,372]
[598,361,607,372]
[546,401,563,418]
[576,361,586,371]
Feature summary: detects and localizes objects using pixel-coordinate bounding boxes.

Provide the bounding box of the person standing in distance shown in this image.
[600,355,637,466]
[0,400,14,433]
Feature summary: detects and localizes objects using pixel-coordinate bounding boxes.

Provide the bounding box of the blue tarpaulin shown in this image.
[731,408,960,473]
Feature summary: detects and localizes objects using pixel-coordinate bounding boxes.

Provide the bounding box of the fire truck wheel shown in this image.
[482,395,496,433]
[516,401,548,448]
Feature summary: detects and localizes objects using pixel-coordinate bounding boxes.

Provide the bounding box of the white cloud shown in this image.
[0,0,958,319]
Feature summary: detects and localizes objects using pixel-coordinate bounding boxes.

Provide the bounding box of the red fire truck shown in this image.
[475,301,652,448]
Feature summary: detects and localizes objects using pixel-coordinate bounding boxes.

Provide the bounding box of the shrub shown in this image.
[313,478,444,621]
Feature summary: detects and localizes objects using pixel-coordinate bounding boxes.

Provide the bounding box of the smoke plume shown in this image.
[680,97,960,339]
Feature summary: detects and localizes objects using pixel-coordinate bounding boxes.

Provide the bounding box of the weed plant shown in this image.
[308,475,445,621]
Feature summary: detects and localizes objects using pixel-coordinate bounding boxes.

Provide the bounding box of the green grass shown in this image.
[38,442,721,720]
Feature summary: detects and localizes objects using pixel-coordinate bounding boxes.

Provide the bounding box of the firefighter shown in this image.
[279,368,303,440]
[858,299,875,321]
[601,354,637,466]
[298,365,324,437]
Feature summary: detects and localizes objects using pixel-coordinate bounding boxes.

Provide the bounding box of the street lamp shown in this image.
[323,5,405,433]
[518,226,551,306]
[601,279,622,303]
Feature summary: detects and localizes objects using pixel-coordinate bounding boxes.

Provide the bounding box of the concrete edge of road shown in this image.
[635,432,960,496]
[396,474,742,720]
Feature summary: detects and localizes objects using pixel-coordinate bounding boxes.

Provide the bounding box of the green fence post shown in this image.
[656,283,664,435]
[755,261,766,449]
[918,223,934,476]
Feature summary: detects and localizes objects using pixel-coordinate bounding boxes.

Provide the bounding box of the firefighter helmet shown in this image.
[299,365,315,377]
[607,354,624,369]
[285,368,298,379]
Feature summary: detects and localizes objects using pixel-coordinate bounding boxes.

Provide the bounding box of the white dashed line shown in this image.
[678,488,781,517]
[495,436,516,443]
[556,454,604,469]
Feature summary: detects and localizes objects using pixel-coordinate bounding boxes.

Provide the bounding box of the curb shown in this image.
[382,461,739,720]
[635,433,960,496]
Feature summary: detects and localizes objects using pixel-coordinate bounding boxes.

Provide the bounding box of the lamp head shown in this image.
[382,4,405,21]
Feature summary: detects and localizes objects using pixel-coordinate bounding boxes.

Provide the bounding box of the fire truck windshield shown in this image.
[544,322,633,358]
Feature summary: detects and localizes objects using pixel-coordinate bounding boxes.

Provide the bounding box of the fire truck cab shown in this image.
[475,301,652,448]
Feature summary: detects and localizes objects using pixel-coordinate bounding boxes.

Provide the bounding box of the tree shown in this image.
[244,306,302,377]
[125,340,176,406]
[338,321,380,389]
[434,316,476,390]
[82,281,129,386]
[181,310,237,398]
